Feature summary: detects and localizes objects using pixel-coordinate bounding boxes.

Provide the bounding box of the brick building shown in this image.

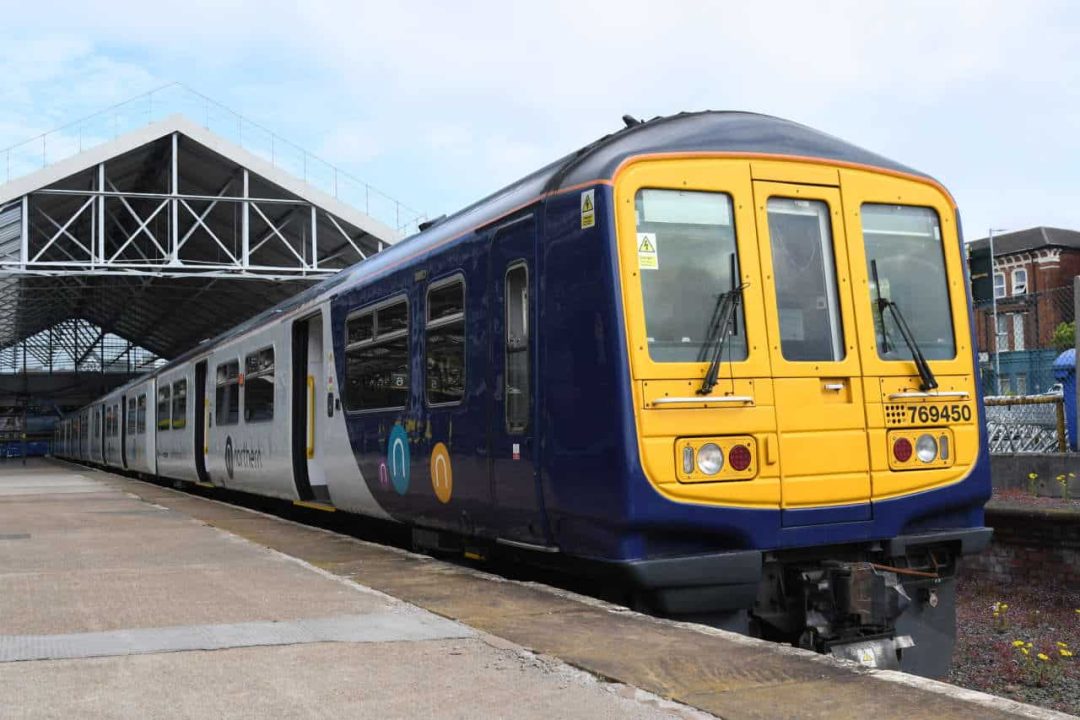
[967,227,1079,394]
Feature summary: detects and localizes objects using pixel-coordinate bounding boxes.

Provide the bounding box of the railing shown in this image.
[0,83,425,236]
[984,395,1067,453]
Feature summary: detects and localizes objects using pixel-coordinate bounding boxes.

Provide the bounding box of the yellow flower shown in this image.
[1001,604,1009,610]
[1026,642,1034,648]
[1021,648,1030,656]
[1012,640,1026,647]
[1028,472,1039,480]
[993,612,1000,618]
[1057,474,1066,481]
[1057,641,1069,648]
[1037,653,1049,661]
[1061,649,1074,658]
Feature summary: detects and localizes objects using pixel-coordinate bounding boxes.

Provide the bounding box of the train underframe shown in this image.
[617,528,991,678]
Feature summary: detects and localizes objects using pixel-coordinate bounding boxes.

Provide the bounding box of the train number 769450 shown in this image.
[907,403,971,425]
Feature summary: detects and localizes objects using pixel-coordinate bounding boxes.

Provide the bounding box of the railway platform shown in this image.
[0,459,1067,720]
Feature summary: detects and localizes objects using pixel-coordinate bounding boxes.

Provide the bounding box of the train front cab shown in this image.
[612,156,990,675]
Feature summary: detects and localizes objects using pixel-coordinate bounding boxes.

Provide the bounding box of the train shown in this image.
[55,111,991,678]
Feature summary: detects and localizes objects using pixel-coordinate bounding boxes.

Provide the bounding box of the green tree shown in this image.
[1052,321,1075,351]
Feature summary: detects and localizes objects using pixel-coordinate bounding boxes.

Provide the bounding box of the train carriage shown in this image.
[59,111,990,677]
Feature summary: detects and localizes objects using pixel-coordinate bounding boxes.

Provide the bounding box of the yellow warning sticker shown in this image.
[637,232,658,270]
[580,189,595,229]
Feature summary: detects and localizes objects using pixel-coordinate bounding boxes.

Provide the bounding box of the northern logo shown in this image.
[225,435,234,478]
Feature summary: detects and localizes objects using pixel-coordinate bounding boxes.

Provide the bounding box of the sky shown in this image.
[2,1,1080,240]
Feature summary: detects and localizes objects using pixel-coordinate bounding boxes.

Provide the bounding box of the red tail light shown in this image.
[893,437,913,463]
[729,444,752,471]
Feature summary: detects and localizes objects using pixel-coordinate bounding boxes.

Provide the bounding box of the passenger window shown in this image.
[157,386,171,430]
[426,279,465,405]
[127,398,136,435]
[344,299,410,411]
[505,264,529,432]
[244,347,275,422]
[137,395,146,434]
[172,380,187,429]
[766,197,845,361]
[215,361,240,426]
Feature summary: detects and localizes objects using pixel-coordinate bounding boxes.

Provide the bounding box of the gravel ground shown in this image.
[949,493,1080,716]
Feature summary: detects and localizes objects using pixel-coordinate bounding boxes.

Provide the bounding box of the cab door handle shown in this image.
[823,383,845,392]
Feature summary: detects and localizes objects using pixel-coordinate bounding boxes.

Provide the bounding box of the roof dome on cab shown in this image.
[552,111,927,190]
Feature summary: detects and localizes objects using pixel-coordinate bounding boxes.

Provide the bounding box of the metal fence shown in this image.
[984,395,1067,454]
[973,284,1074,397]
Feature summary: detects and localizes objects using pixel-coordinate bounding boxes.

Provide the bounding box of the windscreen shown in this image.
[861,204,956,360]
[635,189,747,363]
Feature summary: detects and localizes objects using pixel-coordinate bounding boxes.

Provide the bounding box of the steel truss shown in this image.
[0,318,161,374]
[0,130,388,280]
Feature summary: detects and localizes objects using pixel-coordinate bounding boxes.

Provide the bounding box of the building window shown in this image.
[244,347,275,422]
[425,278,465,405]
[1011,313,1025,351]
[344,298,410,412]
[995,314,1009,351]
[157,386,171,430]
[172,380,187,429]
[215,360,240,426]
[1011,268,1028,295]
[993,272,1005,299]
[505,264,530,432]
[1015,374,1027,396]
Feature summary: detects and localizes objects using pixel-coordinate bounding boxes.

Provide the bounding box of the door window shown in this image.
[127,398,137,434]
[137,395,146,434]
[766,197,845,361]
[157,386,171,430]
[215,361,240,426]
[172,380,187,428]
[244,347,275,422]
[505,264,529,433]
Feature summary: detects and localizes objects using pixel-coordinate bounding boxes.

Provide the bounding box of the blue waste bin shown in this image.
[1052,349,1077,450]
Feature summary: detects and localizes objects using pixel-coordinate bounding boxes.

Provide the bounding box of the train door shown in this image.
[291,317,318,503]
[487,216,548,545]
[298,313,330,503]
[194,361,211,484]
[120,395,128,469]
[752,181,872,526]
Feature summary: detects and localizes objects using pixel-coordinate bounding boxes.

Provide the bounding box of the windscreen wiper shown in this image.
[697,256,746,396]
[871,260,938,392]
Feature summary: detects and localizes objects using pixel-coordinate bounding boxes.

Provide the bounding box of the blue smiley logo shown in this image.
[387,423,410,495]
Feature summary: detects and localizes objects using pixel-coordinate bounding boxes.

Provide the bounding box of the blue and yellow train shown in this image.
[56,111,990,677]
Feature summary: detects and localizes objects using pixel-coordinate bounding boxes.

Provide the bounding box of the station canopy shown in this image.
[0,86,420,407]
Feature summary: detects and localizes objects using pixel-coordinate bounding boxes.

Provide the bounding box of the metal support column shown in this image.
[241,169,250,270]
[20,195,28,271]
[97,164,106,265]
[170,133,179,264]
[310,205,318,270]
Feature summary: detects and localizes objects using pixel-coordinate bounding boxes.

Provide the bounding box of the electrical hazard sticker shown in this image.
[580,189,595,229]
[637,232,658,270]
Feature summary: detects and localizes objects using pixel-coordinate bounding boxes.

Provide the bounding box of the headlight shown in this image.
[916,434,938,463]
[697,443,723,475]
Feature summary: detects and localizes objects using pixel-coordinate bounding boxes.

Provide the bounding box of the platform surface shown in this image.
[0,459,1067,720]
